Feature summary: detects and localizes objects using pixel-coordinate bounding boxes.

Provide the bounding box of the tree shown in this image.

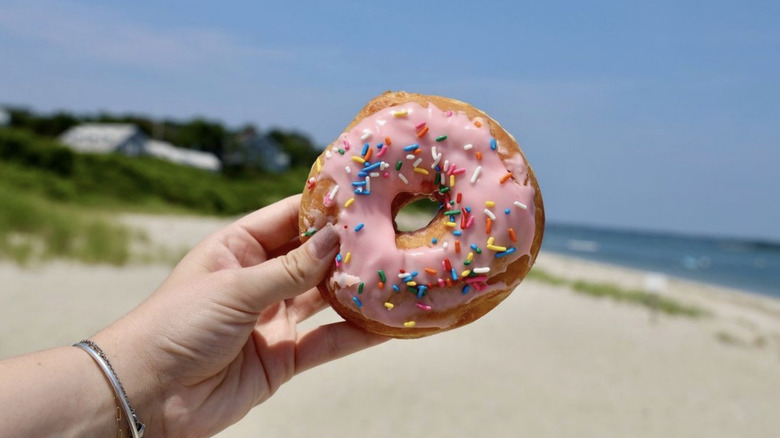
[171,118,229,159]
[6,107,79,137]
[267,129,319,168]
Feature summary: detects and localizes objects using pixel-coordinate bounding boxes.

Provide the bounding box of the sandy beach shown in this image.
[2,213,779,438]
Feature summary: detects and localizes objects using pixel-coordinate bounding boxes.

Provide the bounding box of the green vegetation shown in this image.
[715,330,768,349]
[7,107,232,158]
[0,184,134,265]
[0,126,312,265]
[268,129,321,168]
[0,128,308,215]
[4,106,321,167]
[526,267,709,317]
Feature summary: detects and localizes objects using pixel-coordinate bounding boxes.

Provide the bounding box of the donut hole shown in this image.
[391,191,453,249]
[394,196,441,233]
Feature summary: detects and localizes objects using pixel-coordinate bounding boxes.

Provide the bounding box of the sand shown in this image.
[1,213,779,438]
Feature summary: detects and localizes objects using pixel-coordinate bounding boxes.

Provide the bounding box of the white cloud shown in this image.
[0,1,289,74]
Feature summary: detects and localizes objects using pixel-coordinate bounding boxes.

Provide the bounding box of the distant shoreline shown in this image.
[542,246,780,300]
[546,221,780,248]
[542,224,780,300]
[534,252,780,323]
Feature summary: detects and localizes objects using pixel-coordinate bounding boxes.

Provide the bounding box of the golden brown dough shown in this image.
[300,91,544,338]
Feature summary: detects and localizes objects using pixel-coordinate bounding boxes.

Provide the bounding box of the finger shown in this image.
[180,195,301,274]
[267,236,302,260]
[294,322,389,374]
[230,224,339,313]
[233,194,302,253]
[286,288,329,324]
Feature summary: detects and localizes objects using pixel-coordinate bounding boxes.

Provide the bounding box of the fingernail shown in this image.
[308,224,339,259]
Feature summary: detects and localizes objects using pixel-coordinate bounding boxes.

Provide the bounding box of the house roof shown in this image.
[59,123,141,153]
[145,139,222,171]
[58,123,221,171]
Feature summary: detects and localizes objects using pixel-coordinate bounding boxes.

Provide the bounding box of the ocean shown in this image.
[542,223,780,299]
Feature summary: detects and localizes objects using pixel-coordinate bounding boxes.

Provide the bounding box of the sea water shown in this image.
[542,223,780,299]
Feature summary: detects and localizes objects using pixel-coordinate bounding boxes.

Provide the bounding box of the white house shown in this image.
[59,123,147,156]
[143,139,222,172]
[59,123,221,172]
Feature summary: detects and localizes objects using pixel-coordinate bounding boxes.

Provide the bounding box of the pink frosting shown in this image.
[306,101,538,329]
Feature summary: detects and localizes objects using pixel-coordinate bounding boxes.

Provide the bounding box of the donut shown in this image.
[299,91,544,338]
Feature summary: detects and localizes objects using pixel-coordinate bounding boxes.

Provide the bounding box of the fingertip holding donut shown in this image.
[299,91,544,339]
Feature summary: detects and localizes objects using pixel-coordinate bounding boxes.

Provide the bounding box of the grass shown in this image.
[0,127,309,216]
[0,127,312,265]
[0,185,135,265]
[0,154,309,216]
[526,267,710,318]
[715,331,769,349]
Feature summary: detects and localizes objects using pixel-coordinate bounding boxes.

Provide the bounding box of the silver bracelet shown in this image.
[74,340,146,438]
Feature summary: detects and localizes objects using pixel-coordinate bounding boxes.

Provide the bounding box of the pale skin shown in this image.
[0,195,388,438]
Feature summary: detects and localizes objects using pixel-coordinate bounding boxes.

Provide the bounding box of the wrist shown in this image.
[68,346,128,437]
[74,340,147,436]
[91,322,166,437]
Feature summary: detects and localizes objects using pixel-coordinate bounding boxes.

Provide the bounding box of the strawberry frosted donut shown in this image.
[299,91,544,338]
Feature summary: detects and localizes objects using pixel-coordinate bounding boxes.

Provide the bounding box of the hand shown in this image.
[93,195,387,437]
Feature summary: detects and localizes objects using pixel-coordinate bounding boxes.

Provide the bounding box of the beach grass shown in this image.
[0,127,309,216]
[0,185,136,265]
[0,127,314,265]
[527,267,709,317]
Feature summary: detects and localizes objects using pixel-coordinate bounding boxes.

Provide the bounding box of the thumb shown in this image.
[234,224,339,313]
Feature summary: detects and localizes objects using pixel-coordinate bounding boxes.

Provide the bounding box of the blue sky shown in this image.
[1,0,778,241]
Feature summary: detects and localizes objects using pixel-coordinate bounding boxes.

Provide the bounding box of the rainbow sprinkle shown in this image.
[495,248,517,258]
[470,166,482,183]
[514,201,528,209]
[415,302,432,311]
[320,102,534,325]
